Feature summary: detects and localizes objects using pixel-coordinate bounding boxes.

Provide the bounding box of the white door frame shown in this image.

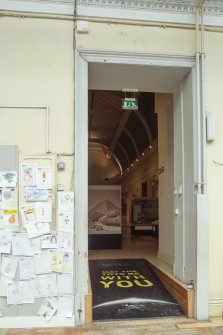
[74,48,208,322]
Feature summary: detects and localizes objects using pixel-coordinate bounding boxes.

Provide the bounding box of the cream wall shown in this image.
[0,17,74,190]
[204,30,223,316]
[76,22,196,53]
[1,15,223,317]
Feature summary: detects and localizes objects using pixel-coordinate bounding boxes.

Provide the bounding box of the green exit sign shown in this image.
[122,98,138,110]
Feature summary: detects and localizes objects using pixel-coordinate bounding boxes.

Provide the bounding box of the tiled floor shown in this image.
[89,225,174,281]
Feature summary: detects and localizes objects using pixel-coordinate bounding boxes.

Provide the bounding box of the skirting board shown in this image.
[209,299,223,317]
[0,316,75,328]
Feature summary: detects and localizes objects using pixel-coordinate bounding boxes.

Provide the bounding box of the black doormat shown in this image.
[89,258,184,321]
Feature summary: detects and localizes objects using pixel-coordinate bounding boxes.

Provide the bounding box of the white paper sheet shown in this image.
[62,252,73,273]
[41,233,57,249]
[0,188,2,209]
[57,273,73,295]
[21,164,37,187]
[0,231,12,254]
[7,282,23,305]
[34,252,52,274]
[0,255,18,279]
[38,296,57,321]
[50,251,63,272]
[22,279,34,304]
[12,233,28,256]
[57,295,73,318]
[34,274,57,298]
[26,236,41,256]
[57,212,73,232]
[35,201,52,223]
[0,171,17,188]
[57,192,74,212]
[37,168,52,190]
[3,210,19,232]
[20,206,36,227]
[0,275,13,297]
[2,188,18,210]
[19,257,35,280]
[26,187,48,202]
[57,231,73,251]
[26,221,50,239]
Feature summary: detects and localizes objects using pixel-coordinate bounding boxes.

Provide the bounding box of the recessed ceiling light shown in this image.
[141,152,145,156]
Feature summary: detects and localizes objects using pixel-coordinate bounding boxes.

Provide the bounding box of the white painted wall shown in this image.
[156,94,174,266]
[0,17,74,191]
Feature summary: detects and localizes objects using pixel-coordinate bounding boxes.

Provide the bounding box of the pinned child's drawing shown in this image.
[21,164,37,187]
[37,168,52,190]
[0,171,17,188]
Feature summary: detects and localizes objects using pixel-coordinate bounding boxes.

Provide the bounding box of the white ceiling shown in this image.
[89,63,189,93]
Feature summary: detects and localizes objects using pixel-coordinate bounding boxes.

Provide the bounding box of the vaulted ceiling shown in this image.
[88,90,157,176]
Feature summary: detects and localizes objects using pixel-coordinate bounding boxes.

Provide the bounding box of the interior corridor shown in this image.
[89,224,177,285]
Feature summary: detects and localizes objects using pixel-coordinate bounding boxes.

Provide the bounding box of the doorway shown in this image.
[74,49,208,322]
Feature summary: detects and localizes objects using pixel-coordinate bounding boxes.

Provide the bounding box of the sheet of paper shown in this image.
[20,206,36,227]
[38,296,57,321]
[0,275,13,297]
[0,188,2,209]
[19,257,35,280]
[57,273,73,295]
[0,171,17,187]
[34,274,57,298]
[57,192,74,212]
[57,231,73,251]
[2,188,18,210]
[62,252,73,273]
[50,251,63,272]
[57,295,73,318]
[34,252,52,274]
[7,282,23,305]
[26,186,48,202]
[26,236,41,256]
[12,233,28,256]
[21,164,37,187]
[26,221,50,239]
[22,279,34,304]
[0,231,12,254]
[41,232,57,249]
[37,167,52,190]
[0,255,18,279]
[57,212,73,233]
[35,201,52,222]
[3,210,19,232]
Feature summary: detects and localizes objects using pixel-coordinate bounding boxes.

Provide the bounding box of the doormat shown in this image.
[89,258,184,321]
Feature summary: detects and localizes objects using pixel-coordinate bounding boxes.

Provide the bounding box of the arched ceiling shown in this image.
[88,90,157,175]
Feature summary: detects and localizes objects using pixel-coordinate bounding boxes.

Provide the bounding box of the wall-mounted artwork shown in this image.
[88,186,121,235]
